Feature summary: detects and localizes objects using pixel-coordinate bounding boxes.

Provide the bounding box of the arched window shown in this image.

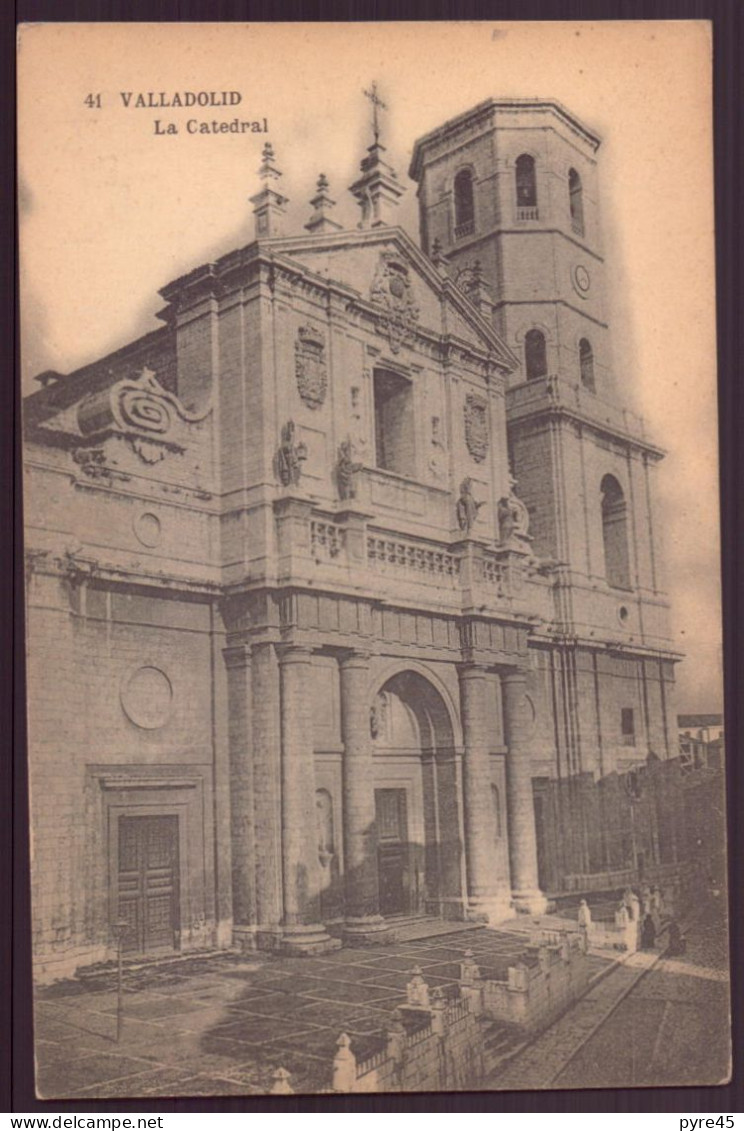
[515,154,538,218]
[601,474,631,589]
[569,168,584,235]
[454,169,475,238]
[491,784,502,840]
[524,329,548,381]
[579,338,596,391]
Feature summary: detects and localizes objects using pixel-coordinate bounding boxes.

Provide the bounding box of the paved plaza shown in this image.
[35,911,610,1100]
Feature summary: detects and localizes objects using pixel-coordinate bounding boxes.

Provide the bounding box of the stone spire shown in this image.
[349,82,406,229]
[304,173,342,234]
[249,142,288,238]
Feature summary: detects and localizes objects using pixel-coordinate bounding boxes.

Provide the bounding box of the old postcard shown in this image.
[18,21,729,1098]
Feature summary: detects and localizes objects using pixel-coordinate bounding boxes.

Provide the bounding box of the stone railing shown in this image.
[516,206,539,221]
[506,374,648,442]
[366,534,461,585]
[310,519,345,561]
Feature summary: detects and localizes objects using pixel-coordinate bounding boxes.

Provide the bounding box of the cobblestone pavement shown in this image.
[34,912,605,1100]
[489,892,731,1091]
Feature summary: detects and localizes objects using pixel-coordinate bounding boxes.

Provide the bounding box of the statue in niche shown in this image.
[429,415,446,483]
[336,438,363,501]
[276,420,307,487]
[456,477,485,534]
[497,478,530,544]
[370,691,389,740]
[315,789,335,869]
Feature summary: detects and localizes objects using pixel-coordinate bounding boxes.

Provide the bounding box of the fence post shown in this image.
[406,965,430,1009]
[333,1033,356,1093]
[271,1067,293,1095]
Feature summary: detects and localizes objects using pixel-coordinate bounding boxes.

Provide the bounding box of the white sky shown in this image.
[18,21,721,712]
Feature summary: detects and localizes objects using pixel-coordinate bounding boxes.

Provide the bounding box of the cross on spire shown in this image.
[363,81,387,145]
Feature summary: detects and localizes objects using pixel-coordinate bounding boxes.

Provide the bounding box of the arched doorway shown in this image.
[370,670,464,921]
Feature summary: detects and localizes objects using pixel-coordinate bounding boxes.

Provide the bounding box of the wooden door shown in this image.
[375,788,410,916]
[117,815,180,954]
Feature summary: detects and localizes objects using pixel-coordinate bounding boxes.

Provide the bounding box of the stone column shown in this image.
[339,652,389,942]
[278,644,337,953]
[458,664,512,922]
[502,668,548,914]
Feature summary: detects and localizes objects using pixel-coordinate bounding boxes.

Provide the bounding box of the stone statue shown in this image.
[277,420,307,487]
[456,477,485,534]
[497,482,530,545]
[336,438,362,501]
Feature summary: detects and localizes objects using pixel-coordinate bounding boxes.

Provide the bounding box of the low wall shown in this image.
[474,932,591,1032]
[327,931,591,1093]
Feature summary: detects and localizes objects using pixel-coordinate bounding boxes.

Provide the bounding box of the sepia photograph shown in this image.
[17,20,729,1099]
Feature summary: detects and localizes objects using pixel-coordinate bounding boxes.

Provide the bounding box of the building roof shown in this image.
[409,98,602,181]
[678,714,724,728]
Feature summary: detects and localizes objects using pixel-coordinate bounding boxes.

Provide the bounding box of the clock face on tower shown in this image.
[572,263,591,297]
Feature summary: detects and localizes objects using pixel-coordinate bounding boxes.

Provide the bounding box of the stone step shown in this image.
[386,916,485,943]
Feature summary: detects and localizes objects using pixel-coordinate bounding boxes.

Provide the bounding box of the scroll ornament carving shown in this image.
[370,252,420,354]
[464,393,489,462]
[295,324,328,409]
[76,367,205,465]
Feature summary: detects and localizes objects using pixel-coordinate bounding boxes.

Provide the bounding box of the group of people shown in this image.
[576,883,686,955]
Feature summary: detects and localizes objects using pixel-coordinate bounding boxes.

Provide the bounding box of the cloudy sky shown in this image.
[18,21,720,711]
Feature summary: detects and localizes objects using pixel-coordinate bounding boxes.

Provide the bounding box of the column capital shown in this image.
[222,643,252,670]
[457,661,491,679]
[338,649,372,670]
[500,665,530,686]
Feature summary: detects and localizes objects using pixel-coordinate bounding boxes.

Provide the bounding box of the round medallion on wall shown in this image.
[121,665,173,730]
[572,264,591,298]
[618,604,630,626]
[133,511,162,549]
[523,693,537,738]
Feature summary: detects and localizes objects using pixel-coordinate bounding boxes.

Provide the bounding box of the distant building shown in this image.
[24,98,682,982]
[678,714,725,771]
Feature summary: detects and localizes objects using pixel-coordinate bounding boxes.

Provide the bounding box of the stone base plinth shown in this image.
[468,896,516,926]
[279,923,341,956]
[511,889,550,916]
[342,915,392,946]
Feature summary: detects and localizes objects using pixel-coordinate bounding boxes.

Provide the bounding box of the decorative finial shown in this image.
[363,81,387,146]
[305,172,342,234]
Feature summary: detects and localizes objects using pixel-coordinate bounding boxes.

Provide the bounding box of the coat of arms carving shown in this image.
[295,325,328,409]
[464,393,489,462]
[370,252,420,353]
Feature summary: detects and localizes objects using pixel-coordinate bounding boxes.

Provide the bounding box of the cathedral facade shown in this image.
[24,99,680,981]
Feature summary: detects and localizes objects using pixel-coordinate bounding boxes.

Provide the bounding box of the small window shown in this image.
[524,329,548,381]
[569,168,585,236]
[601,474,631,589]
[579,338,595,391]
[454,169,475,238]
[621,708,635,746]
[374,369,415,477]
[515,154,538,218]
